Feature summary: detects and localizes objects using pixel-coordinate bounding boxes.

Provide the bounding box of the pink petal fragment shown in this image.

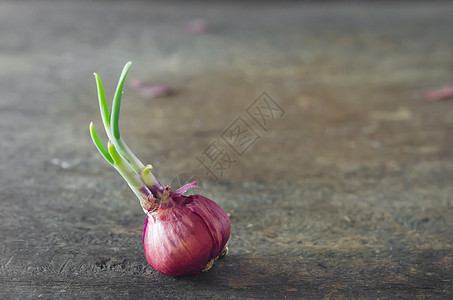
[140,85,172,97]
[186,19,207,34]
[129,79,173,98]
[424,85,453,101]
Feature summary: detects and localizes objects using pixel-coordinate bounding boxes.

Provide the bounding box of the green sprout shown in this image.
[89,62,163,209]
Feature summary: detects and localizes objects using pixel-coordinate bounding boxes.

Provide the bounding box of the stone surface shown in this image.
[0,1,452,299]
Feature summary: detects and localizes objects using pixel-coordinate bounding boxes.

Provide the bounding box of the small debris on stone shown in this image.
[129,79,173,98]
[385,160,401,173]
[368,139,382,149]
[186,19,207,34]
[372,107,412,121]
[49,158,72,169]
[424,85,453,101]
[60,162,71,169]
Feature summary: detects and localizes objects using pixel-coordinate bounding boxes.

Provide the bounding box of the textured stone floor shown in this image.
[0,1,452,299]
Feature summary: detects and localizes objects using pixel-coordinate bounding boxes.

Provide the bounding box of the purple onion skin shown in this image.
[143,193,231,276]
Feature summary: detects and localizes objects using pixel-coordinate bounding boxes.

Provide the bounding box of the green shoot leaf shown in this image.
[90,122,114,165]
[93,73,110,129]
[107,140,123,165]
[110,61,132,139]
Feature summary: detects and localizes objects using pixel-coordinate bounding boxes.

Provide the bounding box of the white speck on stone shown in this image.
[60,161,71,169]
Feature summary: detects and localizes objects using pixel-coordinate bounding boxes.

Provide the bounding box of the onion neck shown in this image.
[141,164,165,196]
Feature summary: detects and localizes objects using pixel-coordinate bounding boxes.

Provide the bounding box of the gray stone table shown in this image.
[0,1,452,298]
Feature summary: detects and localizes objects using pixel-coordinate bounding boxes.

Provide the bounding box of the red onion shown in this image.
[144,191,230,276]
[89,62,230,276]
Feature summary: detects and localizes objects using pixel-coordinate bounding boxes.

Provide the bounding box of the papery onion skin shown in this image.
[143,193,231,276]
